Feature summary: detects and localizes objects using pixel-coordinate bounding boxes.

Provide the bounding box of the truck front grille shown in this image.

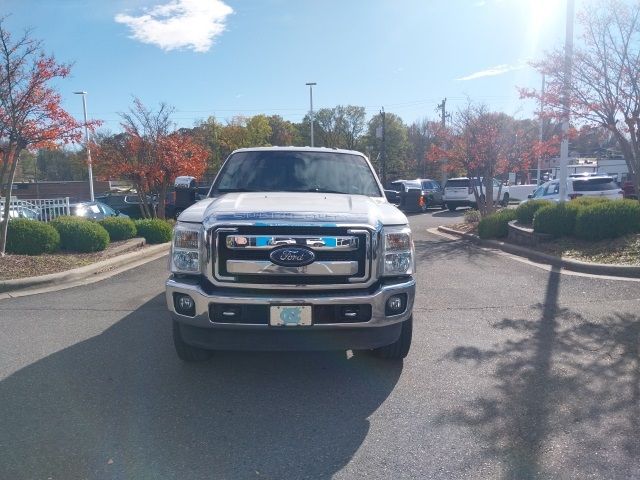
[212,226,371,287]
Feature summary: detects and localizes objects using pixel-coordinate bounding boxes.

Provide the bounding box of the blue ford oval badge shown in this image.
[269,246,316,267]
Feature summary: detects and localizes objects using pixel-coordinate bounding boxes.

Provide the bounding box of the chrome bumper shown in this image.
[165,277,415,329]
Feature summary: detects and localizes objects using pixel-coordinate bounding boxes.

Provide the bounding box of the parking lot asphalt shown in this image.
[1,208,639,479]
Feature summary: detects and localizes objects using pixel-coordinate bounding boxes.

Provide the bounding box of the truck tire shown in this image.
[173,320,212,362]
[447,204,457,212]
[373,316,412,360]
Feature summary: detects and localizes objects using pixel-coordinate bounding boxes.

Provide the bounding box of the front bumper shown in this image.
[166,276,415,351]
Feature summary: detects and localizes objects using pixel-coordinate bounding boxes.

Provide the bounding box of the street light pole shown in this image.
[74,91,94,201]
[537,74,545,185]
[305,82,316,147]
[558,0,574,202]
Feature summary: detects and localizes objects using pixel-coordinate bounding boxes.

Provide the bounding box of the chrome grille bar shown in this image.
[225,234,359,251]
[226,260,358,276]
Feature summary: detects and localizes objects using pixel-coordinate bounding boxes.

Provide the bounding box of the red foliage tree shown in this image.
[94,99,208,219]
[0,19,93,255]
[427,104,519,215]
[521,0,640,197]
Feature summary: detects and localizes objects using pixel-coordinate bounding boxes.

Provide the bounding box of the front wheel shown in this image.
[173,321,212,362]
[373,317,412,360]
[501,193,510,207]
[446,204,457,212]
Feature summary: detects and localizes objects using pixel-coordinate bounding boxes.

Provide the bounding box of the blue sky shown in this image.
[4,0,580,133]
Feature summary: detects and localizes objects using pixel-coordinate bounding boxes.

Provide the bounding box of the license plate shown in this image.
[270,305,312,326]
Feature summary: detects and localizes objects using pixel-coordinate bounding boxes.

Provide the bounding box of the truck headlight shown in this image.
[171,223,203,273]
[382,226,414,276]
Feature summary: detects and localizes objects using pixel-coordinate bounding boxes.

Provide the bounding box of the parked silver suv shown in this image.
[166,147,416,361]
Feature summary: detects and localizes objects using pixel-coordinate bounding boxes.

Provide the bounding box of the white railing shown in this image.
[1,197,71,222]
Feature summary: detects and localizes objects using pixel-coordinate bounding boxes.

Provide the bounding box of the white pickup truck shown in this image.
[166,147,416,362]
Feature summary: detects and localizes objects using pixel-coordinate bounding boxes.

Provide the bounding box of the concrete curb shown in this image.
[0,242,170,294]
[437,225,640,279]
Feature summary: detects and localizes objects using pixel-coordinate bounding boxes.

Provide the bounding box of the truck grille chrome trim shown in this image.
[226,260,359,276]
[225,234,359,251]
[207,224,376,290]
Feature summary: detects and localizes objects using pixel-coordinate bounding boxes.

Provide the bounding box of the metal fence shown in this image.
[1,197,71,222]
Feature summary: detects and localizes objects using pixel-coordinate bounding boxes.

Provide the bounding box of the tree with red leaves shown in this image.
[522,0,640,197]
[428,104,522,216]
[0,18,90,255]
[94,99,208,219]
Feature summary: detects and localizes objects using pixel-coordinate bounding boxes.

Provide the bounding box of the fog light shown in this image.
[174,293,196,317]
[385,294,407,316]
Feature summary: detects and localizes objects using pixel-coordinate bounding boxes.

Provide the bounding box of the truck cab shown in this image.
[166,147,416,361]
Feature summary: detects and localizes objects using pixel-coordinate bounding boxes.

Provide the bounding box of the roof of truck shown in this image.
[231,146,366,156]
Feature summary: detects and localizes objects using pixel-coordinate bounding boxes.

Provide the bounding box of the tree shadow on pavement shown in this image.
[0,294,402,480]
[415,237,493,265]
[436,267,640,479]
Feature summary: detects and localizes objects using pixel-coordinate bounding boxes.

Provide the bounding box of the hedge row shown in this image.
[5,216,173,256]
[133,219,173,244]
[51,216,110,253]
[99,217,137,241]
[515,200,553,225]
[532,199,640,241]
[478,209,517,239]
[6,219,60,255]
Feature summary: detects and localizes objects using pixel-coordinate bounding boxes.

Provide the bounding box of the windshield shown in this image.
[572,178,619,191]
[212,151,382,196]
[445,179,469,188]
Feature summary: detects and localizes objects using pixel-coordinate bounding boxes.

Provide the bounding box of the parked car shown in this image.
[523,175,624,203]
[443,177,510,211]
[96,192,177,218]
[416,178,445,209]
[0,205,39,220]
[70,201,129,220]
[387,180,425,212]
[389,179,443,212]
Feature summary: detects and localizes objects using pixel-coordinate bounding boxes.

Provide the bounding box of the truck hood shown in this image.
[178,192,408,228]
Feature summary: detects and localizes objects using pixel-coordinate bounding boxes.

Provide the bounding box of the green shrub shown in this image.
[515,200,554,225]
[478,209,517,239]
[6,219,60,255]
[134,219,172,244]
[99,217,137,241]
[571,196,611,207]
[574,200,640,241]
[532,203,580,237]
[51,216,110,252]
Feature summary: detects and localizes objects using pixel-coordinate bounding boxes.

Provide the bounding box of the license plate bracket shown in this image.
[269,305,312,327]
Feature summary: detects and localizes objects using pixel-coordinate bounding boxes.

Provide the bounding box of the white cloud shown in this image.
[455,63,525,81]
[115,0,233,53]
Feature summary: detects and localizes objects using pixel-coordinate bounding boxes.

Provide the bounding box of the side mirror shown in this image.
[527,194,533,199]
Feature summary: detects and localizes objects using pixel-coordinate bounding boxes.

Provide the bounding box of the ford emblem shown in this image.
[269,246,316,267]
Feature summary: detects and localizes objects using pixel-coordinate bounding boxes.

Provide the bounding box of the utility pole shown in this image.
[436,98,448,185]
[558,0,574,203]
[73,91,94,201]
[380,107,387,186]
[537,74,545,185]
[305,82,316,147]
